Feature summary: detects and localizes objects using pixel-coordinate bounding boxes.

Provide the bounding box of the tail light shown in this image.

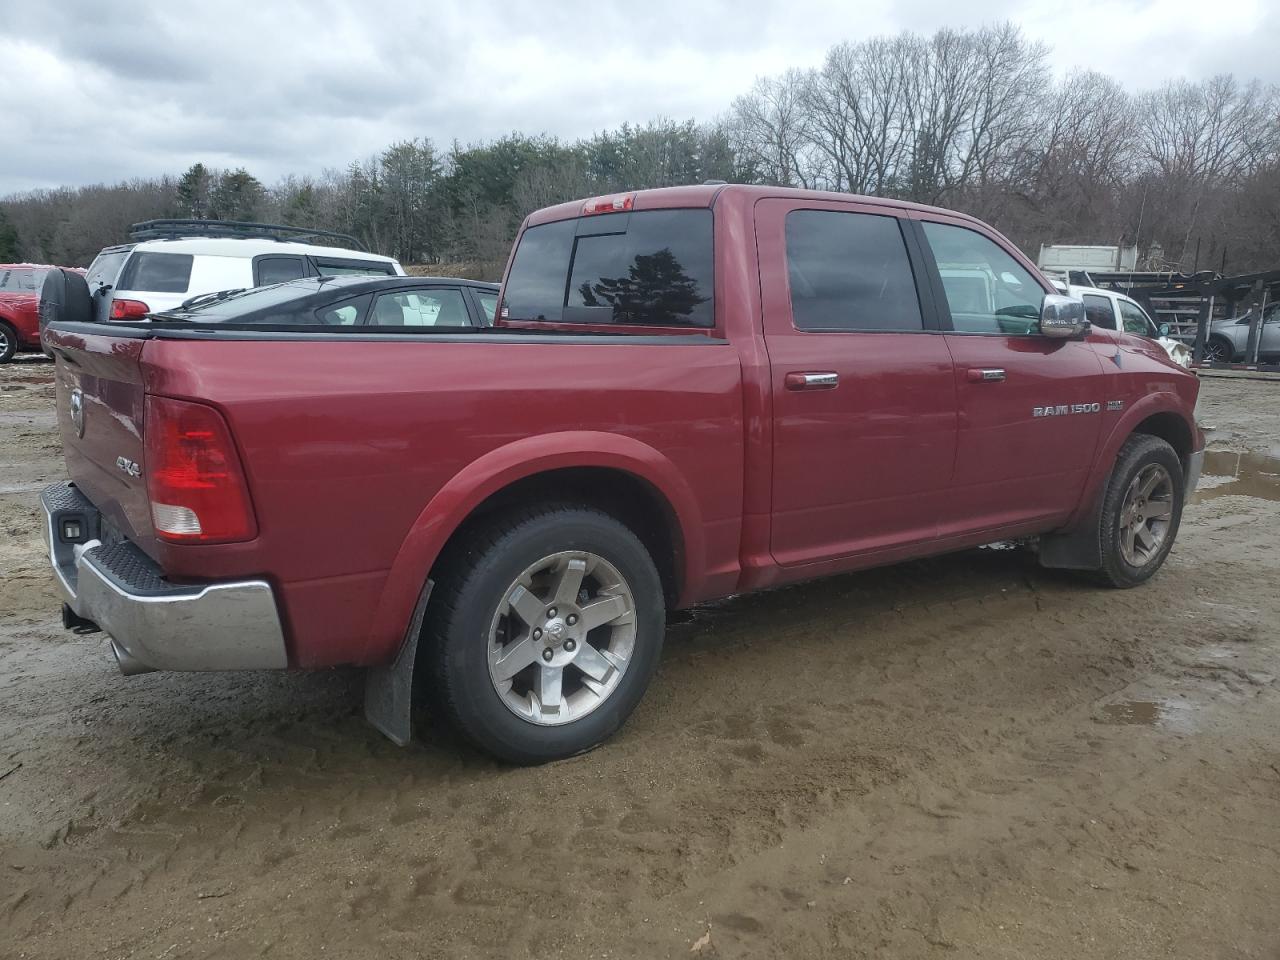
[581,193,634,216]
[110,298,151,320]
[144,395,257,543]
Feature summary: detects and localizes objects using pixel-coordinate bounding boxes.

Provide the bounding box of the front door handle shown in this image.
[784,371,840,391]
[967,367,1006,383]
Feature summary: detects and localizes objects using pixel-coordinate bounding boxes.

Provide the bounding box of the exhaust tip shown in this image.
[110,639,156,677]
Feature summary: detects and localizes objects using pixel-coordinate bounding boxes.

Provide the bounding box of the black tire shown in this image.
[39,268,94,350]
[1204,336,1234,363]
[426,505,665,764]
[1095,434,1185,588]
[0,320,16,363]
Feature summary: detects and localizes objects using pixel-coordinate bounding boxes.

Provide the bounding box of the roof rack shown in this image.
[129,219,364,250]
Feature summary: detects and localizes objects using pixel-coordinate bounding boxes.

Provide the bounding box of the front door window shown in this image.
[921,222,1044,335]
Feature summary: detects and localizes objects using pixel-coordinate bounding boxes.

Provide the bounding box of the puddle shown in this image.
[1096,696,1199,733]
[1099,700,1165,725]
[1195,450,1280,503]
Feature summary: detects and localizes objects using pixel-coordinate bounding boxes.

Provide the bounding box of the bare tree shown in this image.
[730,70,819,188]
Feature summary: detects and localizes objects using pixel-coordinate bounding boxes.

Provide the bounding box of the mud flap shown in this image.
[1037,481,1106,571]
[364,580,432,746]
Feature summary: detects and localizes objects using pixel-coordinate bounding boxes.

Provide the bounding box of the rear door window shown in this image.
[255,256,308,286]
[503,209,714,327]
[315,295,371,326]
[784,210,922,332]
[1082,294,1116,330]
[117,252,194,293]
[369,289,471,327]
[472,289,497,324]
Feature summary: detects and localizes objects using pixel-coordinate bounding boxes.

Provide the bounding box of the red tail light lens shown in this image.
[110,298,151,320]
[581,193,635,216]
[144,395,257,543]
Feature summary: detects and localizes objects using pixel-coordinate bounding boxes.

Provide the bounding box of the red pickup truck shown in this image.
[41,185,1203,763]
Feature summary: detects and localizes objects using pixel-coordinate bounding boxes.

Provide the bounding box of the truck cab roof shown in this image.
[524,183,986,228]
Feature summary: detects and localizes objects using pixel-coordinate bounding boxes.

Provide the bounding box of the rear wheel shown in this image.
[427,505,665,764]
[0,321,15,363]
[1096,435,1185,588]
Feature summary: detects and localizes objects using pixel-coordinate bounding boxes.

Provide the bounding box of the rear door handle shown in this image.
[784,371,839,391]
[967,368,1006,383]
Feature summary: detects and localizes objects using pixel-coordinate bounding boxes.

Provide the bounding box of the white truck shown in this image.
[1053,281,1191,367]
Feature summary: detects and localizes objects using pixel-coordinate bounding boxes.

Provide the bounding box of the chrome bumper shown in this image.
[1185,448,1204,499]
[42,482,288,673]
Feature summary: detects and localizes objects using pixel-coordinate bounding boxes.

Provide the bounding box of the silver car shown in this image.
[1205,303,1280,362]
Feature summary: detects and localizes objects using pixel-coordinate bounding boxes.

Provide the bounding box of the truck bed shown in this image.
[45,322,746,668]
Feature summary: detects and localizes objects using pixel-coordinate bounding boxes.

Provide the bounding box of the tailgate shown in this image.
[49,327,155,551]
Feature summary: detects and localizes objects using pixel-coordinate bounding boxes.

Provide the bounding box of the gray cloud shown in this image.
[1,0,1274,194]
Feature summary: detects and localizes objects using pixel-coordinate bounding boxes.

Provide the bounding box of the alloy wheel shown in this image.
[1118,463,1175,567]
[1204,339,1231,363]
[487,551,637,725]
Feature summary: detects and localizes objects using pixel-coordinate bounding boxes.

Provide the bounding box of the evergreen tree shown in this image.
[176,163,212,218]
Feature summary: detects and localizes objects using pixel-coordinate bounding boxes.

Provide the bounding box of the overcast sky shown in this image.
[1,0,1275,195]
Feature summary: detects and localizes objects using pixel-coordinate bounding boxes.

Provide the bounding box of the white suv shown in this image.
[1051,280,1192,368]
[83,220,404,322]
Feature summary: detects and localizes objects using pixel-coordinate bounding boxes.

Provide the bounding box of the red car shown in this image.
[0,263,64,361]
[40,185,1203,763]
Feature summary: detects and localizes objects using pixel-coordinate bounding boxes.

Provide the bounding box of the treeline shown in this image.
[3,23,1279,278]
[732,24,1280,276]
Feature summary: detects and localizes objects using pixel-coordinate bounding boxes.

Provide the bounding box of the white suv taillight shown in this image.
[144,395,257,543]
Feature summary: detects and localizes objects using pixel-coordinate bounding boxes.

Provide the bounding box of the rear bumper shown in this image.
[42,481,288,673]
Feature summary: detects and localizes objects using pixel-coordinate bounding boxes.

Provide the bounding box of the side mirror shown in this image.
[1158,323,1171,337]
[1040,294,1090,339]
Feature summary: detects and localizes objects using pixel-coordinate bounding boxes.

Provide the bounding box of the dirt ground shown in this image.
[1,356,1278,960]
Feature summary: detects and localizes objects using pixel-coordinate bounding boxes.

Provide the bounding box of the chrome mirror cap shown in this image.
[1040,294,1090,339]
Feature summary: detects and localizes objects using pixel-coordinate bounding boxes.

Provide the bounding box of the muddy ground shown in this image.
[1,355,1278,959]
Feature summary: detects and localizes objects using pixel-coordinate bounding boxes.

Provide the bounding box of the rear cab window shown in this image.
[117,252,194,293]
[501,209,714,328]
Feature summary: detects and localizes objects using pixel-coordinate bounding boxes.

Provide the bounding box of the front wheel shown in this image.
[1096,435,1185,588]
[427,505,665,764]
